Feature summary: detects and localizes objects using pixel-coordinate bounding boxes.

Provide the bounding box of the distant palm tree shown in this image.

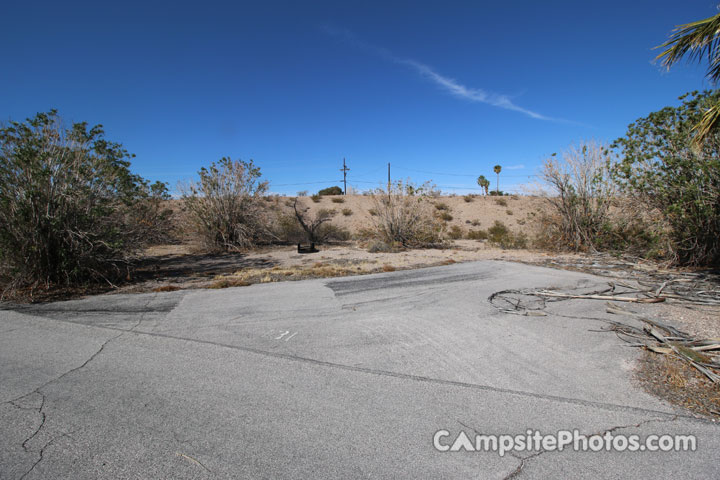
[493,165,502,194]
[476,175,489,195]
[656,11,720,146]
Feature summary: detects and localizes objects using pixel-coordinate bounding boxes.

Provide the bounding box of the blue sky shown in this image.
[0,1,716,194]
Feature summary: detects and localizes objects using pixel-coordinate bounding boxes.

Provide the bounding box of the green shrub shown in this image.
[0,111,170,288]
[437,211,453,222]
[463,195,474,202]
[342,208,353,216]
[318,186,343,196]
[494,198,508,207]
[310,194,322,203]
[331,197,345,203]
[612,90,720,266]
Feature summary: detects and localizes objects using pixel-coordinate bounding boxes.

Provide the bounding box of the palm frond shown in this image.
[692,102,720,149]
[656,13,720,83]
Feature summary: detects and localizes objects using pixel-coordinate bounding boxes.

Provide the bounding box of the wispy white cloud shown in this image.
[504,164,525,170]
[398,60,550,120]
[323,26,553,121]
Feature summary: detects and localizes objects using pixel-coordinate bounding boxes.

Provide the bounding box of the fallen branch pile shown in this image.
[606,304,720,385]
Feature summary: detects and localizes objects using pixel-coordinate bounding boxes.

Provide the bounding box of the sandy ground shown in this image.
[131,240,580,291]
[266,193,546,235]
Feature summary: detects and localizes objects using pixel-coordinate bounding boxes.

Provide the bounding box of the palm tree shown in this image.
[493,165,502,194]
[476,175,489,195]
[656,12,720,146]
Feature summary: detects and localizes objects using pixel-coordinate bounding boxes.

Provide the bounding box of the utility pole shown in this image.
[387,162,391,191]
[340,158,350,195]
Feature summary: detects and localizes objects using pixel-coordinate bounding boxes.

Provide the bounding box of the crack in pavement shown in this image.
[503,417,682,479]
[504,450,545,480]
[6,294,161,479]
[11,311,713,422]
[18,431,74,480]
[6,331,123,479]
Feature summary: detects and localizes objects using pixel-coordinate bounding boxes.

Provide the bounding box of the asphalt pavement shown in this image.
[1,261,717,479]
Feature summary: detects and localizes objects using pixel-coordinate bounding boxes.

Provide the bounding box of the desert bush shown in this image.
[367,239,400,253]
[0,110,168,288]
[506,209,513,215]
[434,202,450,211]
[612,91,720,266]
[342,208,353,216]
[437,211,453,222]
[181,157,270,251]
[290,199,349,243]
[368,208,378,216]
[331,197,345,203]
[494,198,508,207]
[463,195,474,202]
[470,219,481,227]
[310,194,322,203]
[448,225,464,240]
[367,182,444,247]
[274,213,307,243]
[466,229,488,240]
[318,186,343,196]
[488,221,527,249]
[540,141,615,251]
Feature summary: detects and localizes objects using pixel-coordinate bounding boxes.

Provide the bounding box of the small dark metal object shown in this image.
[297,243,318,254]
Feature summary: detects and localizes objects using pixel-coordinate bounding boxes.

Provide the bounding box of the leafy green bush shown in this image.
[612,90,720,266]
[0,111,168,288]
[318,186,343,196]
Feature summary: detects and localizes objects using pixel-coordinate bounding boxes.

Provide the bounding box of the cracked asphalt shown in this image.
[1,261,718,479]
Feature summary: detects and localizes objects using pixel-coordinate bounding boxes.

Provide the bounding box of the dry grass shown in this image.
[152,285,181,292]
[209,260,381,288]
[208,278,252,289]
[637,351,720,418]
